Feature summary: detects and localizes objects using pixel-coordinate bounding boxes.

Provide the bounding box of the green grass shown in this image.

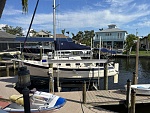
[130,50,150,56]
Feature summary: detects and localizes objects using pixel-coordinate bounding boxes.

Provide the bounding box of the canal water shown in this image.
[1,57,150,113]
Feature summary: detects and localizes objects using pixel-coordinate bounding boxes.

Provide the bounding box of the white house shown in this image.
[94,24,128,51]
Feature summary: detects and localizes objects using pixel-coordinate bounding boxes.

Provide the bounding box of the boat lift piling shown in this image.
[48,63,54,93]
[126,79,131,113]
[132,72,136,85]
[131,89,136,113]
[104,63,108,90]
[114,63,119,83]
[82,81,86,104]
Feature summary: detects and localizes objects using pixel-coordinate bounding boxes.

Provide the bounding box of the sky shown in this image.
[0,0,150,37]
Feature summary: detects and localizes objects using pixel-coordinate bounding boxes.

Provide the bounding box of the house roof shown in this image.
[95,24,127,33]
[56,34,69,38]
[36,30,52,35]
[0,31,16,38]
[96,28,127,33]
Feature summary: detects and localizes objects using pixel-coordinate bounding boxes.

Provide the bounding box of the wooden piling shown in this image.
[13,60,16,70]
[104,63,108,90]
[131,89,136,113]
[126,79,131,113]
[6,64,9,77]
[82,81,86,104]
[132,72,136,85]
[40,47,42,61]
[48,63,54,93]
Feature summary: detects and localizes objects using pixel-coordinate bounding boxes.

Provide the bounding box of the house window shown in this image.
[120,33,122,38]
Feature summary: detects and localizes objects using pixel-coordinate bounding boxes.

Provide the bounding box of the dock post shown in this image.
[132,72,136,85]
[114,63,119,83]
[48,63,54,93]
[104,63,108,90]
[40,46,42,61]
[6,64,9,77]
[13,60,16,70]
[13,61,16,76]
[126,79,131,113]
[82,81,86,104]
[131,89,136,113]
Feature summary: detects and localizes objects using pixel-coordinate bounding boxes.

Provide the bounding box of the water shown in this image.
[1,57,150,91]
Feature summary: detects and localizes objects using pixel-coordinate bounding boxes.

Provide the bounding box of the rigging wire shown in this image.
[21,0,39,59]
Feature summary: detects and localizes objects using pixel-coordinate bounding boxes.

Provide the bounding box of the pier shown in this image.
[1,77,150,112]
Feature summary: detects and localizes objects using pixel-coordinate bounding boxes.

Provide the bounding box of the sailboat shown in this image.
[12,0,119,83]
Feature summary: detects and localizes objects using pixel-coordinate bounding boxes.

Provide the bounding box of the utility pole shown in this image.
[135,29,139,84]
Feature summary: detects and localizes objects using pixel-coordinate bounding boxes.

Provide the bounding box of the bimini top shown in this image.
[15,37,91,50]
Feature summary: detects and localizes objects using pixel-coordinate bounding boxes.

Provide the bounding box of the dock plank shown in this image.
[0,76,20,100]
[55,91,114,113]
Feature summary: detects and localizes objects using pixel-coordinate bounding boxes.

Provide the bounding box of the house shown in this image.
[94,24,127,52]
[140,36,150,50]
[0,31,17,51]
[36,30,53,38]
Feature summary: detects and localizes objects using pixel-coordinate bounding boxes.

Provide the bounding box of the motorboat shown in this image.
[3,91,66,113]
[130,84,150,95]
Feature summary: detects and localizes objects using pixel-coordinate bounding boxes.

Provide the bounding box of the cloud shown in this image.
[0,24,6,29]
[3,7,22,15]
[2,0,150,36]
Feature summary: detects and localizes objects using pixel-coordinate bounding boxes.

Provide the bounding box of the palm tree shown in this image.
[61,29,65,35]
[0,0,28,18]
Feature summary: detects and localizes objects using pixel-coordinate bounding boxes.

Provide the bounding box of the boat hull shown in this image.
[131,84,150,95]
[3,91,66,113]
[25,63,118,80]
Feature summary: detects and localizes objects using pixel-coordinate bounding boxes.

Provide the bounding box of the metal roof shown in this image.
[15,37,72,42]
[0,31,16,38]
[95,28,127,33]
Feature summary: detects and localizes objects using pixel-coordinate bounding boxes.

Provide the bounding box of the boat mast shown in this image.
[53,0,56,56]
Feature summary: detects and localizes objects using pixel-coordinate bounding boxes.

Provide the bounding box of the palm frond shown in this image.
[22,0,28,13]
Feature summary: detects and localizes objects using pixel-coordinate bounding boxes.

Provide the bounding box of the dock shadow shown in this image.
[66,98,82,104]
[0,76,18,83]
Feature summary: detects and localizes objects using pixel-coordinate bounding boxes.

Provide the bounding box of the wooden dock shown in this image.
[0,76,19,100]
[1,77,150,112]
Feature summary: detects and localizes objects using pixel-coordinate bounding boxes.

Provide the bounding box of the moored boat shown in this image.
[3,91,66,113]
[130,84,150,95]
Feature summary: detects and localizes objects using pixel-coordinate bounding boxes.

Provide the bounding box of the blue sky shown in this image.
[1,0,150,37]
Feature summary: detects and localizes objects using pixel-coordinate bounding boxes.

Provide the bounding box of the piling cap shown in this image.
[18,66,30,76]
[127,79,131,82]
[133,72,136,74]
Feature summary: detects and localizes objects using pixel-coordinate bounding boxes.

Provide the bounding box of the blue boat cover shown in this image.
[15,37,91,50]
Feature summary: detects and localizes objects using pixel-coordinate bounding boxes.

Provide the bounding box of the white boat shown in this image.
[14,55,119,81]
[130,84,150,95]
[3,91,66,113]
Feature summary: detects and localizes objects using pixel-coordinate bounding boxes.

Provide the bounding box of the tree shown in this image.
[61,29,65,35]
[0,0,28,18]
[72,30,95,46]
[147,34,150,50]
[125,34,137,54]
[2,25,24,36]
